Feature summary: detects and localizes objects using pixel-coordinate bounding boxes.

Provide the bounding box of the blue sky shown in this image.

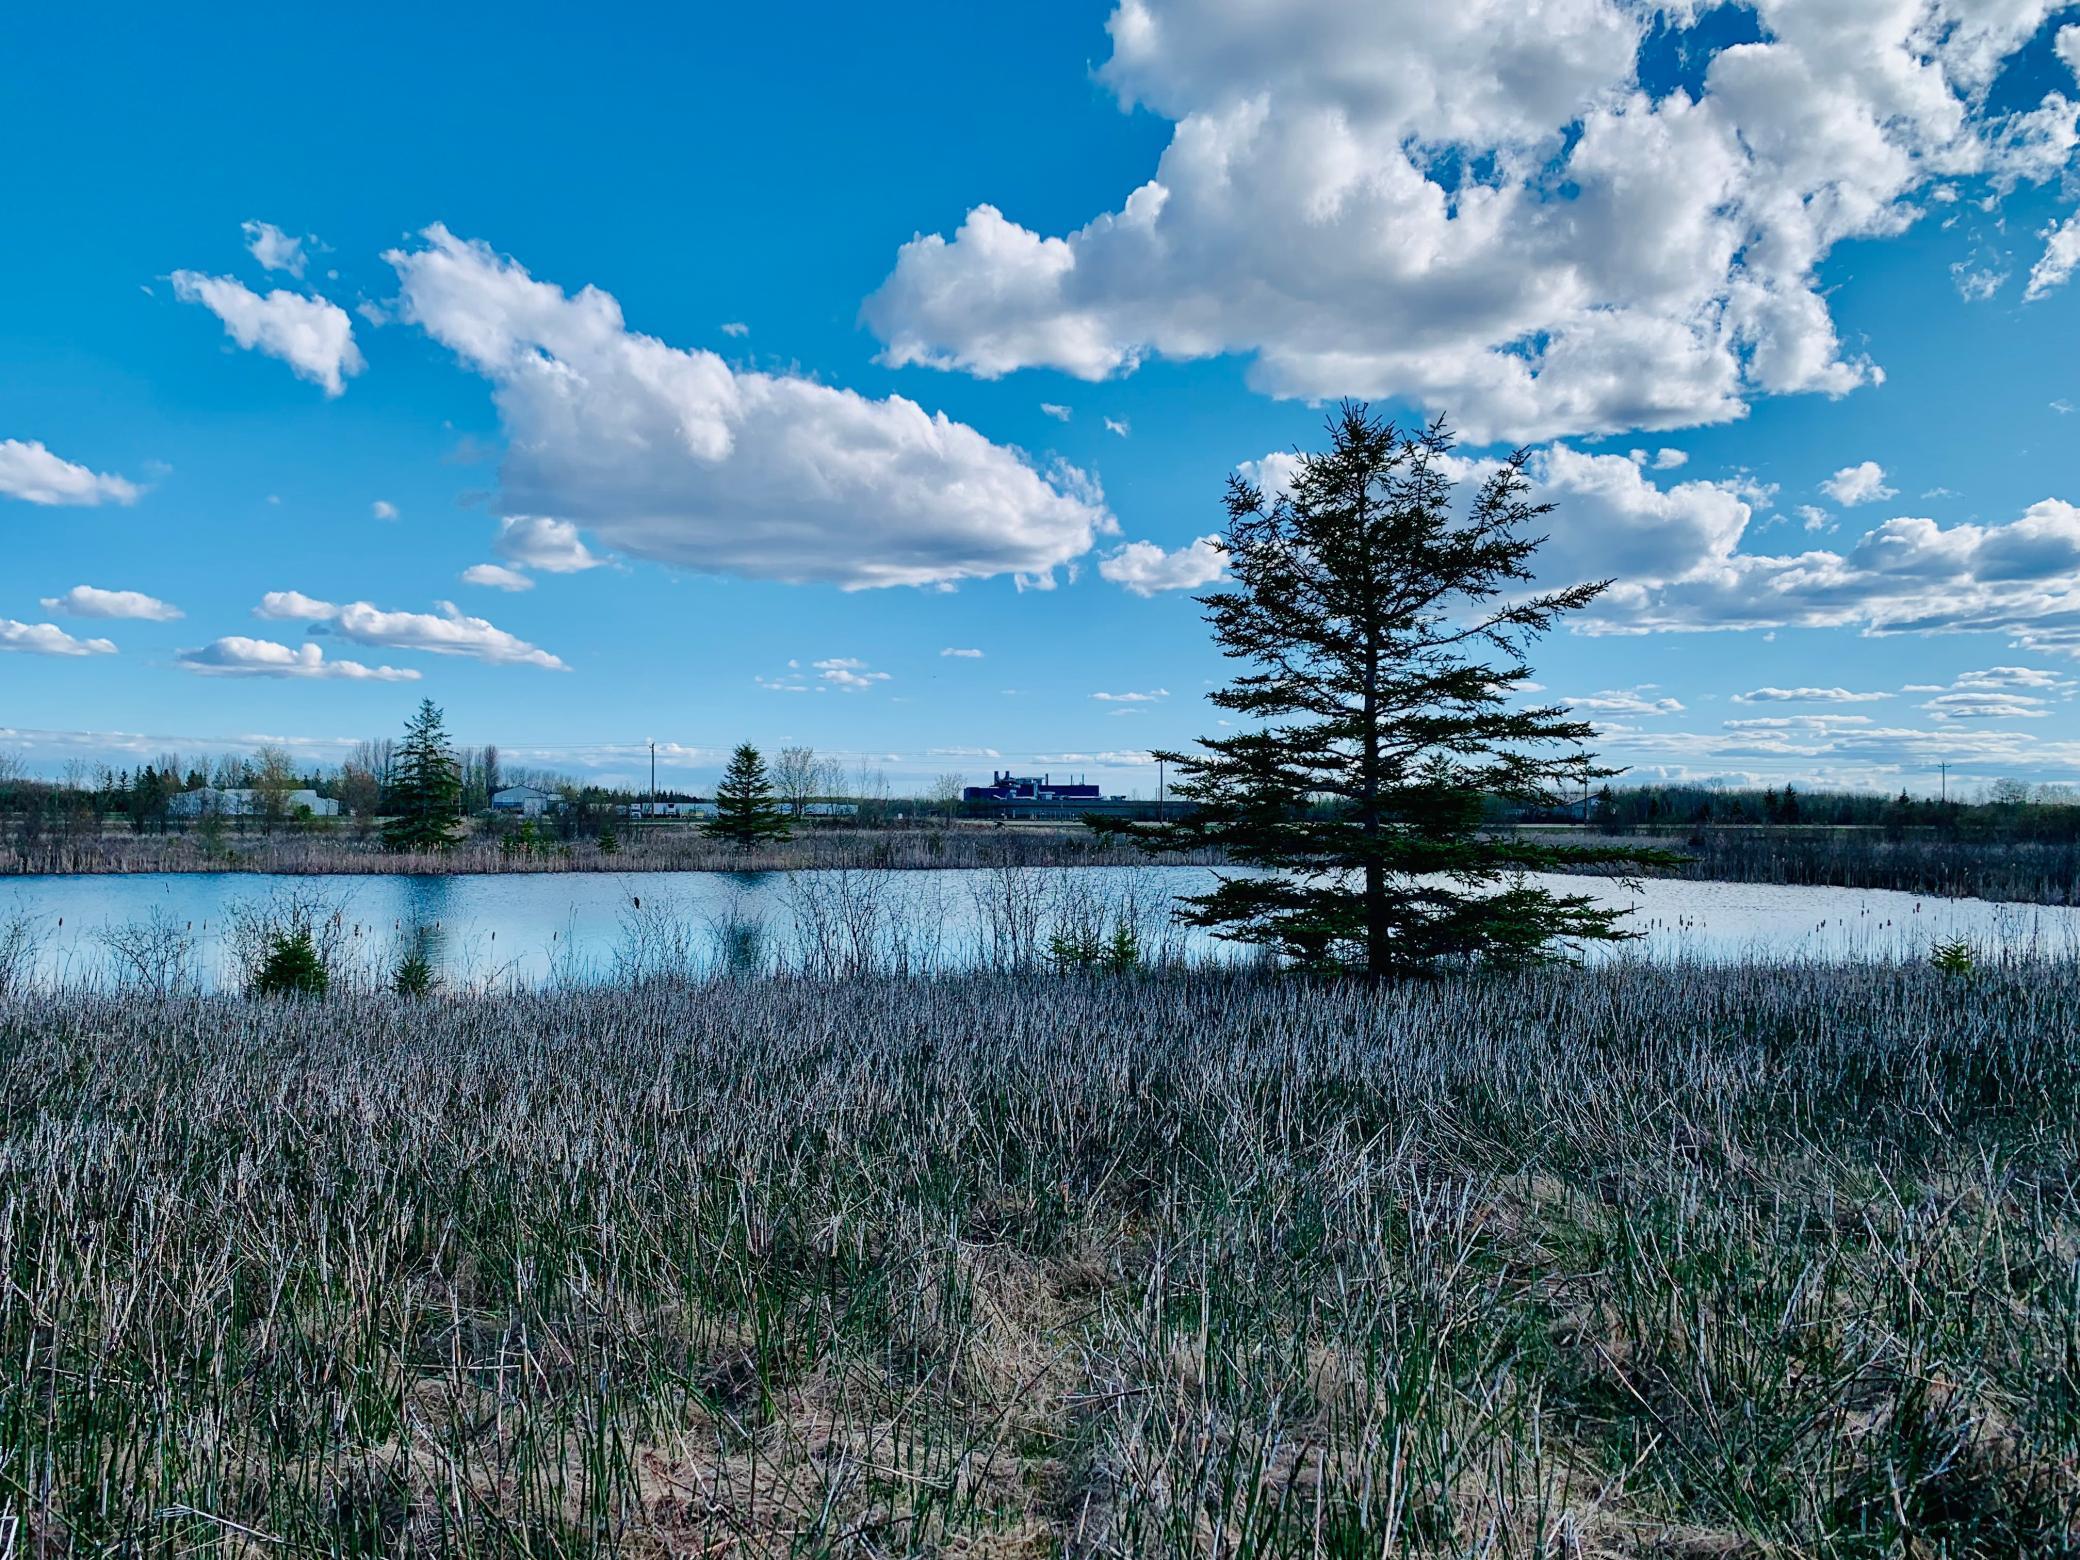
[5,1,2080,796]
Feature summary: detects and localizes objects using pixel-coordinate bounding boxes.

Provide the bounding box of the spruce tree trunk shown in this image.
[1363,646,1386,981]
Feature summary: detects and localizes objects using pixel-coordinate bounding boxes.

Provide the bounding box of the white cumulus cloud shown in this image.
[460,563,535,592]
[0,440,140,506]
[254,591,565,669]
[171,270,364,395]
[254,590,340,622]
[1286,439,2080,658]
[1098,534,1227,596]
[1822,461,1898,506]
[39,585,181,621]
[865,0,2080,442]
[176,637,418,681]
[493,515,601,573]
[382,226,1114,590]
[815,656,891,690]
[0,620,116,657]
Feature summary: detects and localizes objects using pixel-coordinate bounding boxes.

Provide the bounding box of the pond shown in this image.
[4,867,2076,991]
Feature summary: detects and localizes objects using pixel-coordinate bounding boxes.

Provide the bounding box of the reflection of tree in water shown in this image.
[394,876,457,990]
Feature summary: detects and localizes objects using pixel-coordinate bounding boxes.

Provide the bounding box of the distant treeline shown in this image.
[1519,780,2080,843]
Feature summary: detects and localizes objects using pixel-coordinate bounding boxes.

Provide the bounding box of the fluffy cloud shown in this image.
[254,591,565,670]
[383,227,1113,589]
[1098,534,1227,596]
[332,601,564,670]
[1281,440,2080,656]
[254,590,340,621]
[171,270,363,395]
[1822,461,1897,506]
[866,1,2080,442]
[493,515,601,573]
[1587,492,2080,654]
[1732,686,1891,704]
[176,637,418,681]
[0,439,140,506]
[815,656,891,690]
[0,619,116,657]
[39,585,181,621]
[460,563,534,591]
[241,220,308,277]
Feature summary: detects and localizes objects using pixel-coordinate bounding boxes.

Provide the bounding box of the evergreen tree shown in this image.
[382,699,463,851]
[705,743,791,846]
[251,927,329,999]
[1114,403,1673,979]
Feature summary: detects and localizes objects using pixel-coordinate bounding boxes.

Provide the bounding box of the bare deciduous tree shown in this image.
[774,746,819,818]
[927,773,966,822]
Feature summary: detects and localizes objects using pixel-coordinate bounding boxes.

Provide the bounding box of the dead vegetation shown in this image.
[5,964,2080,1554]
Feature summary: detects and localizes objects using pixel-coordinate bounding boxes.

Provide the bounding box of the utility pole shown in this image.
[649,739,656,817]
[1939,759,1949,804]
[1157,756,1166,823]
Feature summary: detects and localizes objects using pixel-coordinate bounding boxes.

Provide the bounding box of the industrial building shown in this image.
[962,772,1118,805]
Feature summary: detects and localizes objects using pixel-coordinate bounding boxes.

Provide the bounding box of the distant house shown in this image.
[168,787,340,819]
[491,784,560,817]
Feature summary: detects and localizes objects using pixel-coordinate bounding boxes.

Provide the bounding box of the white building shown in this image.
[168,787,340,819]
[491,784,560,817]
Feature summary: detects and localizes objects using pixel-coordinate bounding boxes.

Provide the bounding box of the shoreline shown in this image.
[14,823,2080,907]
[2,823,1220,878]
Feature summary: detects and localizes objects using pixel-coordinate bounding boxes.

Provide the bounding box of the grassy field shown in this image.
[5,966,2080,1555]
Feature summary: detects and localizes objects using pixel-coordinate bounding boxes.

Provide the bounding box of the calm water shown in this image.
[6,867,2078,990]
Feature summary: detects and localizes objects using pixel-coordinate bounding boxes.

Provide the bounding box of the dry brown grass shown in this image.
[6,967,2080,1553]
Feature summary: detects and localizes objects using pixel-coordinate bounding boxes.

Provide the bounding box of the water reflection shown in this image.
[8,867,2080,991]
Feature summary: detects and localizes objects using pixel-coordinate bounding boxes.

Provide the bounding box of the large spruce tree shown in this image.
[706,744,791,846]
[382,699,463,851]
[1124,403,1670,979]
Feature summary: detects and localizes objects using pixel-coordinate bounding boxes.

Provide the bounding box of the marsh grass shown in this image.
[1565,830,2080,907]
[6,825,1212,878]
[5,965,2080,1554]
